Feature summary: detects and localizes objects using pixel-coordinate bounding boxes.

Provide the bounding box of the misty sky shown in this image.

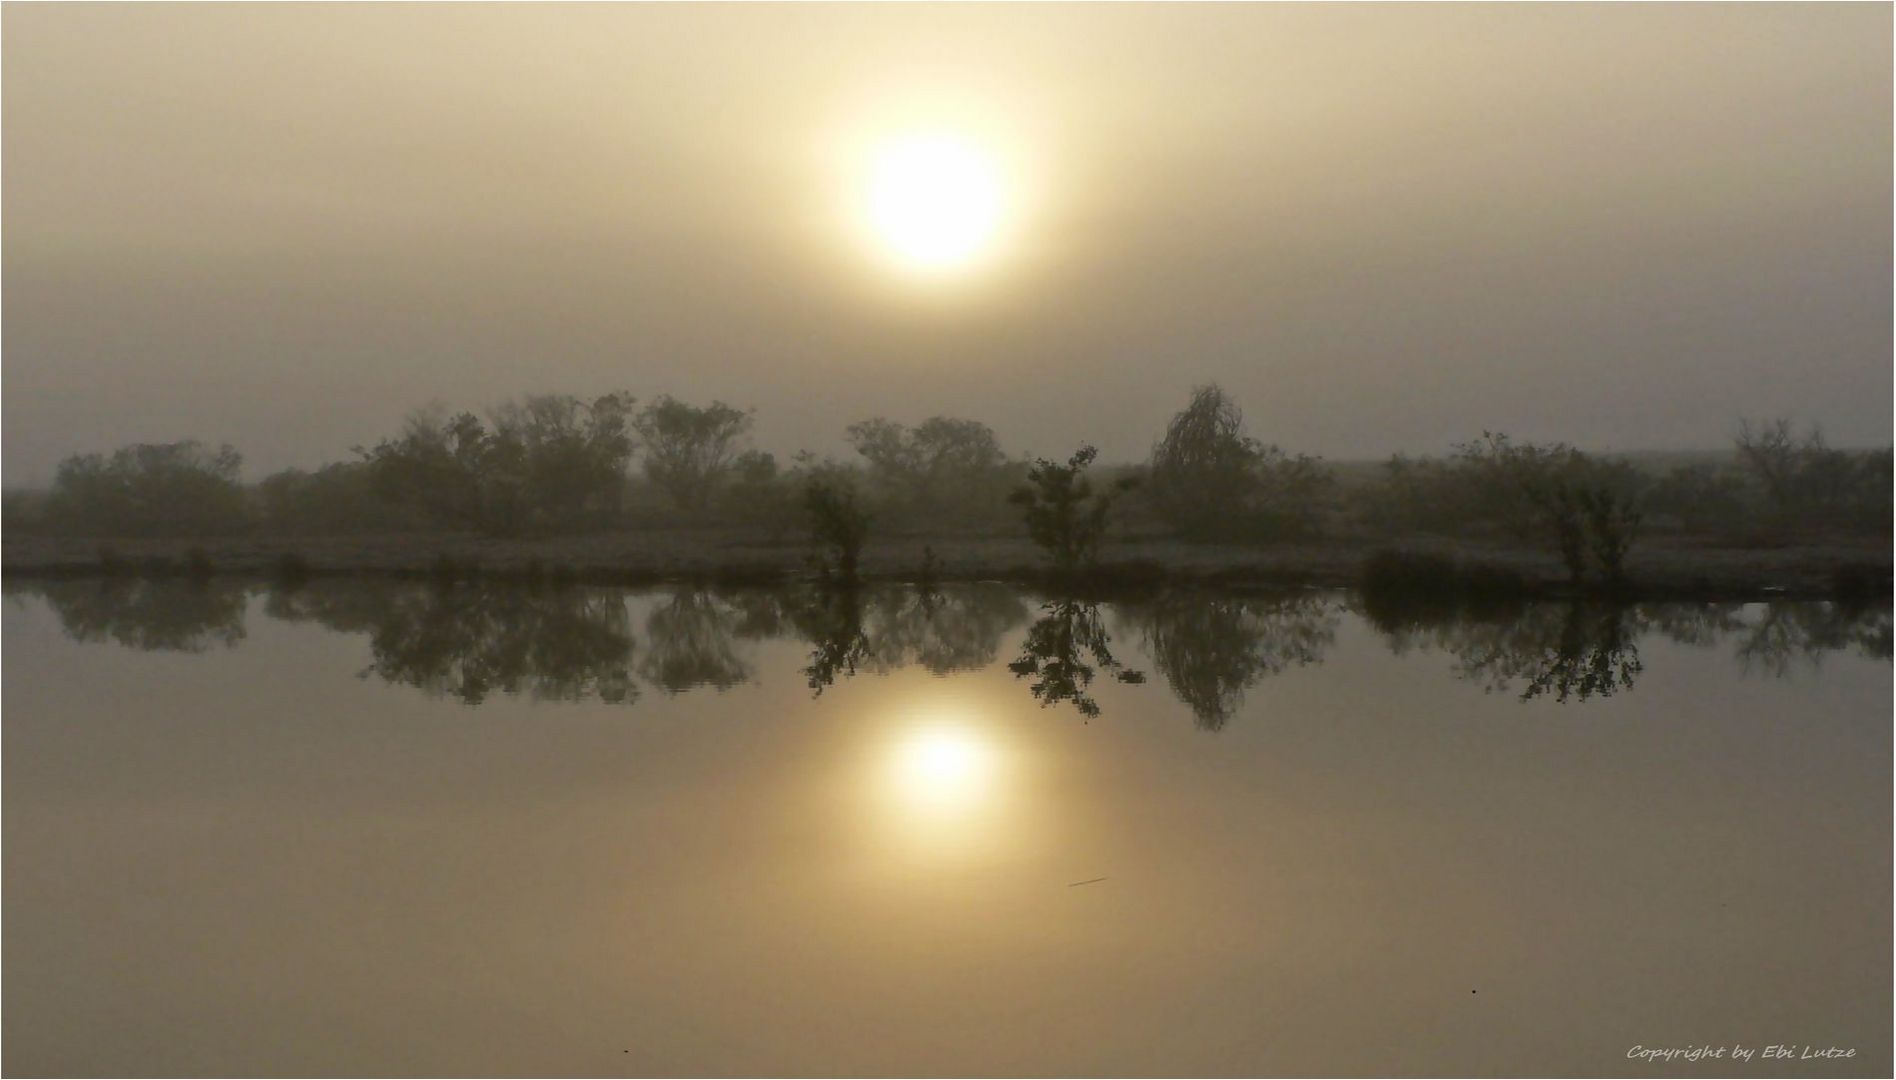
[4,3,1890,485]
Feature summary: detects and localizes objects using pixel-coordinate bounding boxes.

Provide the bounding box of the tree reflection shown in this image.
[1370,601,1645,702]
[1633,602,1748,647]
[263,579,1030,703]
[25,577,249,652]
[1123,592,1339,729]
[864,583,1031,674]
[639,588,755,692]
[267,580,637,704]
[1008,599,1145,718]
[14,578,1887,713]
[1728,602,1892,676]
[788,586,873,694]
[361,583,638,704]
[779,583,1031,695]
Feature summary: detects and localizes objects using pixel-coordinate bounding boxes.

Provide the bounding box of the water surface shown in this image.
[4,579,1889,1076]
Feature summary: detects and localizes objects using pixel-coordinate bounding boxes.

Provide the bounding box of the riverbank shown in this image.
[3,528,1889,600]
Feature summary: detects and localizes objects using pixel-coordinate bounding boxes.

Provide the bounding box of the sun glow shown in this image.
[863,133,1005,274]
[889,723,996,814]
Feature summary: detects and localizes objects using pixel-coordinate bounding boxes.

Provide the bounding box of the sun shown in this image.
[863,133,1005,274]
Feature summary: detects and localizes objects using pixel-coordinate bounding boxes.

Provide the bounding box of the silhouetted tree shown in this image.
[721,449,789,527]
[803,476,871,584]
[48,441,249,536]
[1149,385,1258,536]
[1149,384,1331,539]
[359,406,492,529]
[1452,433,1643,586]
[1578,485,1641,587]
[1733,418,1803,511]
[1641,463,1751,534]
[259,461,401,534]
[633,396,754,510]
[846,416,1009,512]
[360,395,634,534]
[488,393,637,528]
[1733,417,1892,531]
[1009,446,1134,574]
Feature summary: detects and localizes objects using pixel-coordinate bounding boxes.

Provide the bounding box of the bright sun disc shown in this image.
[865,133,1004,273]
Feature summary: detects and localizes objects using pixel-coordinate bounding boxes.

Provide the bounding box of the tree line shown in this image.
[8,385,1890,581]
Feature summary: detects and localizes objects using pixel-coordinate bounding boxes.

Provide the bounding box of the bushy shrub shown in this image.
[47,441,250,536]
[259,462,409,534]
[719,449,792,528]
[1450,433,1644,586]
[1357,548,1533,632]
[846,416,1013,523]
[359,394,635,534]
[1641,464,1751,534]
[1149,385,1330,540]
[1008,446,1135,574]
[803,476,871,584]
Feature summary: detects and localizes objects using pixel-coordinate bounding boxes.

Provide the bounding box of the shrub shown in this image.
[183,548,214,580]
[1452,433,1645,586]
[358,394,635,534]
[258,462,404,534]
[1358,548,1532,631]
[846,416,1011,520]
[1831,563,1892,602]
[1149,385,1330,539]
[1359,549,1464,605]
[1008,446,1134,574]
[803,477,871,584]
[274,552,312,587]
[1642,464,1750,534]
[1578,485,1642,587]
[48,441,250,536]
[96,546,125,575]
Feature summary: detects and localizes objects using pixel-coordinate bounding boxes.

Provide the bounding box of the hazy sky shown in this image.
[4,3,1890,484]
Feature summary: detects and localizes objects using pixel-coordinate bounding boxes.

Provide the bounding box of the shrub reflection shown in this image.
[11,578,1887,717]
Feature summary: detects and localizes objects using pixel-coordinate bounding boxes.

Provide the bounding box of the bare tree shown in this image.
[1733,418,1803,510]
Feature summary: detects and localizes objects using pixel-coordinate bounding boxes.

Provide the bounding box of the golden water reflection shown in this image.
[2,586,1890,1075]
[889,724,994,812]
[867,695,1027,864]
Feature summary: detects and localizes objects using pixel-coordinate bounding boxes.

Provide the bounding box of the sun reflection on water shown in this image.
[890,723,995,815]
[867,698,1024,866]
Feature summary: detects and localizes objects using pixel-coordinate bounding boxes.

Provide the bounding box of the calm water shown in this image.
[4,578,1889,1077]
